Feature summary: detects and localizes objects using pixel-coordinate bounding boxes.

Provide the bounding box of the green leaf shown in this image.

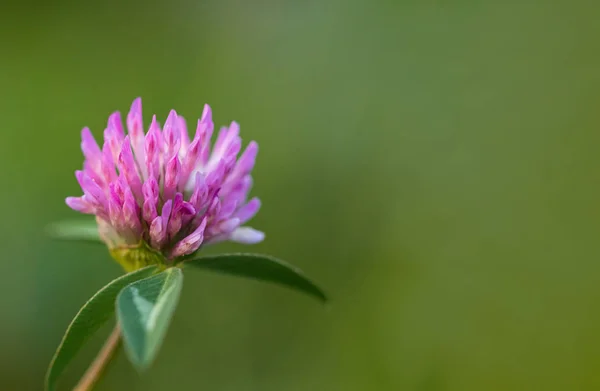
[186,253,327,302]
[116,268,184,371]
[46,219,102,243]
[45,266,159,391]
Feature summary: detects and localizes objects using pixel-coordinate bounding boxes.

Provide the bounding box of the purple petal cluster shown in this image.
[67,98,263,260]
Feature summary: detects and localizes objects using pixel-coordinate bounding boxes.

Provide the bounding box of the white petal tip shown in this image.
[230,227,265,244]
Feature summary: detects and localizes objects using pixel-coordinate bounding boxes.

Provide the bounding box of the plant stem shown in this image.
[74,324,122,391]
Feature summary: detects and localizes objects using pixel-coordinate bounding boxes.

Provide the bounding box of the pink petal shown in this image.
[65,197,94,214]
[163,110,181,159]
[145,116,162,182]
[104,126,122,163]
[161,199,173,232]
[123,187,142,238]
[229,141,258,183]
[149,216,166,249]
[164,155,180,201]
[218,217,240,234]
[235,197,261,224]
[178,116,190,154]
[81,127,102,163]
[76,170,107,212]
[142,176,159,224]
[167,193,185,239]
[170,217,207,258]
[117,136,143,202]
[126,97,146,178]
[108,111,124,138]
[198,104,214,164]
[189,172,207,211]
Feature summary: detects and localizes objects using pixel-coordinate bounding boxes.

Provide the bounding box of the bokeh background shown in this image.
[2,0,600,390]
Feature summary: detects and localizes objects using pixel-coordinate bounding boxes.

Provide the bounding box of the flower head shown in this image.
[67,98,263,270]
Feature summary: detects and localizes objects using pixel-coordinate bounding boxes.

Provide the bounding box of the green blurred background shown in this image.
[2,0,600,390]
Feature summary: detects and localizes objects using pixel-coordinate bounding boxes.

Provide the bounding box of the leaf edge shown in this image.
[184,253,328,303]
[116,267,184,372]
[44,265,159,391]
